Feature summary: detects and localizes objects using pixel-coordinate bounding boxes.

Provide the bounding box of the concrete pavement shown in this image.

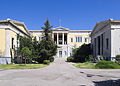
[0,58,120,86]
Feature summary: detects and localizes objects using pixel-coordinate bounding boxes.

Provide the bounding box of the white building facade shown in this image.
[91,19,120,60]
[30,27,91,58]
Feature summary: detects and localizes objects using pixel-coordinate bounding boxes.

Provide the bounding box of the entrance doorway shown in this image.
[59,51,62,58]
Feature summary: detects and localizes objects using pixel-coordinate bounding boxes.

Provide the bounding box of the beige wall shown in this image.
[31,32,43,41]
[10,30,17,48]
[68,32,90,46]
[0,29,6,56]
[30,31,91,47]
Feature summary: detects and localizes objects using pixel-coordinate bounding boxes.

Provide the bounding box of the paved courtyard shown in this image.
[0,58,120,86]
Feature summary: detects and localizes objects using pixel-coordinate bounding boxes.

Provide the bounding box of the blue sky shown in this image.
[0,0,120,30]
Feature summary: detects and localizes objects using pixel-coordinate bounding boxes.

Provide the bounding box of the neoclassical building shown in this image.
[30,27,91,58]
[0,19,30,64]
[91,19,120,60]
[0,19,91,64]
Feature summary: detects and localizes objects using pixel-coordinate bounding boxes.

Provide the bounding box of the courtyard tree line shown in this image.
[14,19,57,64]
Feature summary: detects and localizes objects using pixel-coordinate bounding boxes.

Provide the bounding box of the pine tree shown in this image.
[38,19,57,62]
[32,37,39,57]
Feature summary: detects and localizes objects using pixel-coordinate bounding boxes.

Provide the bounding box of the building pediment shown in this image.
[0,19,30,37]
[90,20,110,36]
[52,26,69,31]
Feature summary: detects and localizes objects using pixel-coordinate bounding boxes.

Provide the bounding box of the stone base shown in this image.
[0,57,11,64]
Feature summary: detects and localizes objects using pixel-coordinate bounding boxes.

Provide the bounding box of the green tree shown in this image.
[32,37,39,57]
[19,36,33,51]
[14,36,34,64]
[21,47,32,64]
[73,44,91,62]
[38,19,57,62]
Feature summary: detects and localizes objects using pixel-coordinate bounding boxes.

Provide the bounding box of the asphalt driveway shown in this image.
[0,58,120,86]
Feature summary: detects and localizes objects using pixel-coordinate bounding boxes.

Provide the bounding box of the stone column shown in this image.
[57,33,59,45]
[62,33,64,45]
[66,33,68,45]
[52,33,54,41]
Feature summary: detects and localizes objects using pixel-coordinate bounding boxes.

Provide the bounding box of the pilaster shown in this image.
[5,28,11,57]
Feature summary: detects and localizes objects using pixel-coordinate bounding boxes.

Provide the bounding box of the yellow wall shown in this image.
[31,32,43,37]
[9,30,18,57]
[0,29,6,56]
[31,31,90,47]
[10,30,17,48]
[68,33,90,46]
[31,32,43,41]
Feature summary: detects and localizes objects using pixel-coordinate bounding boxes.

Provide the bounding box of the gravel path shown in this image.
[0,58,120,86]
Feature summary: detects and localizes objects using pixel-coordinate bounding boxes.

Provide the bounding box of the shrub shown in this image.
[73,44,91,62]
[33,57,43,63]
[67,57,74,62]
[49,57,54,62]
[116,55,120,64]
[95,60,120,69]
[43,60,50,64]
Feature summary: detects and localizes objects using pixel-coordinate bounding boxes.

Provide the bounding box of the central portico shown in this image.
[52,27,69,58]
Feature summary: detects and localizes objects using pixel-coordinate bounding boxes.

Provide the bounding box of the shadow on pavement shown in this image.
[93,79,120,86]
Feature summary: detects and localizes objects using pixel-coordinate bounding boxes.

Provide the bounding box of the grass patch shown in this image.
[0,64,48,69]
[74,61,120,69]
[74,62,96,69]
[95,61,120,69]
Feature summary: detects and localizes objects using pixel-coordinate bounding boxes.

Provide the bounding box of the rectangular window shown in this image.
[79,37,82,42]
[65,51,67,55]
[71,38,73,42]
[106,38,109,49]
[12,38,14,49]
[39,37,41,41]
[76,37,77,42]
[76,36,82,42]
[78,37,80,42]
[85,38,87,42]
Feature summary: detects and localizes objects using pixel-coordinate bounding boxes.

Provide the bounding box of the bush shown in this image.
[49,57,54,62]
[67,57,74,62]
[95,60,120,69]
[116,55,120,64]
[73,44,91,62]
[43,60,50,64]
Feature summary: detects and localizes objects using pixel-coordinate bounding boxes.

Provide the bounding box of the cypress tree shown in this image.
[38,19,57,62]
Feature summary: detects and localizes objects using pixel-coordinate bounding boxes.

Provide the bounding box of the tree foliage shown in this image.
[19,36,33,51]
[32,37,39,57]
[14,36,33,63]
[21,47,32,64]
[37,19,57,62]
[73,44,91,62]
[14,19,57,64]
